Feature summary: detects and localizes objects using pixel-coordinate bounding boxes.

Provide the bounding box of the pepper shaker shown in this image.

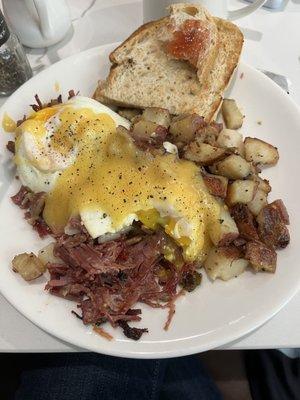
[0,10,32,96]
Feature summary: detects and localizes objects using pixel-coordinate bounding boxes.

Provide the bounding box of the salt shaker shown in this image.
[0,10,32,96]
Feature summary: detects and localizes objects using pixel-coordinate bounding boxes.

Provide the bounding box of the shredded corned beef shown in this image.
[6,140,15,154]
[11,185,201,340]
[11,186,51,238]
[45,226,197,340]
[11,186,32,209]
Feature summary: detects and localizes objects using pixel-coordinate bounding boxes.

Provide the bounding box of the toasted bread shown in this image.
[95,3,243,121]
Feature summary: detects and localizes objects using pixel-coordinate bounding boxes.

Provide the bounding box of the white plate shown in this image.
[0,44,300,358]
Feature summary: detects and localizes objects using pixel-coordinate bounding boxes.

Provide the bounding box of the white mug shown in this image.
[2,0,71,48]
[143,0,267,22]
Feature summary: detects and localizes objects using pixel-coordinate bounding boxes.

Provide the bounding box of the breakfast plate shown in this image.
[0,43,300,358]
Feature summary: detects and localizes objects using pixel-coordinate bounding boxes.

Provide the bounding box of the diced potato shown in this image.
[270,199,290,225]
[250,175,271,194]
[38,243,64,266]
[210,154,251,179]
[132,120,158,139]
[169,114,204,143]
[142,107,171,128]
[245,241,277,273]
[12,252,46,281]
[202,173,228,198]
[216,128,244,154]
[184,141,226,166]
[257,201,290,249]
[247,189,268,216]
[209,206,239,246]
[222,99,244,129]
[226,180,257,206]
[244,137,279,166]
[204,247,248,281]
[230,203,259,241]
[118,108,141,121]
[195,124,219,146]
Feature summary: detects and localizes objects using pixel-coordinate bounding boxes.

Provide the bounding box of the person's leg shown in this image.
[159,355,223,400]
[15,353,167,400]
[245,349,300,400]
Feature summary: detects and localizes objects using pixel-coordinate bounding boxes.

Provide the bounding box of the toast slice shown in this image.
[95,4,243,121]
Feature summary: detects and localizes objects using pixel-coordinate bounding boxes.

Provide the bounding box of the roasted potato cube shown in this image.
[250,175,271,194]
[132,120,158,139]
[38,243,64,266]
[245,241,277,273]
[118,108,141,121]
[210,154,251,179]
[142,107,171,128]
[209,207,239,247]
[230,203,259,241]
[270,199,290,225]
[202,173,228,198]
[222,99,244,129]
[226,180,257,206]
[247,189,268,216]
[169,114,204,143]
[195,124,220,146]
[12,252,46,281]
[204,246,248,281]
[257,201,290,249]
[244,137,279,166]
[216,128,244,153]
[184,141,226,166]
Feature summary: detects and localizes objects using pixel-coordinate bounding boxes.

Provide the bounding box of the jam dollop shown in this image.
[165,20,211,68]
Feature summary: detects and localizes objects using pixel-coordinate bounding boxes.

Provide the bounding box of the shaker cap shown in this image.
[0,11,10,46]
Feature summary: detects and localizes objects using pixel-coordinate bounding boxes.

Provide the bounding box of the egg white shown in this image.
[16,96,130,193]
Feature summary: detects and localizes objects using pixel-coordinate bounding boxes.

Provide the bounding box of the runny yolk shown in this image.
[2,113,17,133]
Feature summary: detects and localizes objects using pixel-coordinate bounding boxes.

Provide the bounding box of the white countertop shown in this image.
[0,0,299,353]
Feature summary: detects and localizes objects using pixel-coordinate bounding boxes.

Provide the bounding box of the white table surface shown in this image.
[0,0,299,353]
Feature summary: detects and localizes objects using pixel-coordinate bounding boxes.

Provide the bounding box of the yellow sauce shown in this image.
[19,106,220,261]
[2,112,17,133]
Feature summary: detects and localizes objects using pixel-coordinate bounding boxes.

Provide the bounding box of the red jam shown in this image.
[165,20,210,67]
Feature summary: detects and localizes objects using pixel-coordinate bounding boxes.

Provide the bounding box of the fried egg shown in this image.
[14,96,220,262]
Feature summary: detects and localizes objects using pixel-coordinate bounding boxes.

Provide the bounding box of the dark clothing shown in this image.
[8,353,222,400]
[245,350,300,400]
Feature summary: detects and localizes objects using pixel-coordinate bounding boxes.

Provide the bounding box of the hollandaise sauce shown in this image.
[17,103,220,261]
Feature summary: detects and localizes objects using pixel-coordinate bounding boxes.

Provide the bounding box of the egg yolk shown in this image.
[2,113,17,133]
[19,105,220,262]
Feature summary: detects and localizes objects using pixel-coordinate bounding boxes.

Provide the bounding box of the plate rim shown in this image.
[0,43,299,358]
